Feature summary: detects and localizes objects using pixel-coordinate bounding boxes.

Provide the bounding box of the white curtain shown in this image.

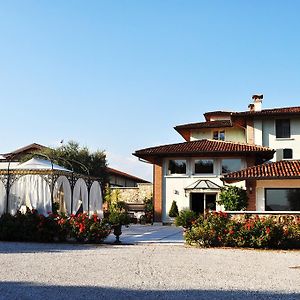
[8,175,52,215]
[53,176,72,214]
[73,178,88,214]
[0,180,6,215]
[89,181,103,217]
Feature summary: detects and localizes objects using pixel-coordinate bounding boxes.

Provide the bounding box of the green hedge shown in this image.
[183,212,300,249]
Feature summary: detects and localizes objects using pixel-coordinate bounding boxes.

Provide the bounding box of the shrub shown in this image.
[144,197,153,223]
[69,213,111,243]
[0,213,20,241]
[169,201,179,218]
[185,212,231,246]
[0,209,111,243]
[87,214,111,243]
[175,209,197,229]
[184,212,300,249]
[218,186,248,211]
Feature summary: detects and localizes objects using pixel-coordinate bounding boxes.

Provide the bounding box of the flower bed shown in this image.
[184,212,300,249]
[0,209,111,243]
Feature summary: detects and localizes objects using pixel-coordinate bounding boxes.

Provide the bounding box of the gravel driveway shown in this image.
[0,241,299,300]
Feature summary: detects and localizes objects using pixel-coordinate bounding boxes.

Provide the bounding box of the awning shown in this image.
[184,179,222,193]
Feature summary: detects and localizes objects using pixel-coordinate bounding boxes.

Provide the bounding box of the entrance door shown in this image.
[206,194,216,211]
[191,193,204,214]
[190,193,217,214]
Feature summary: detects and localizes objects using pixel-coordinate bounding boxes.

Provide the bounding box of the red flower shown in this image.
[58,218,65,225]
[229,230,234,235]
[265,227,271,235]
[79,223,85,233]
[245,222,252,230]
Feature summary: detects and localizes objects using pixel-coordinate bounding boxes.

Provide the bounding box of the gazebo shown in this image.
[0,158,103,217]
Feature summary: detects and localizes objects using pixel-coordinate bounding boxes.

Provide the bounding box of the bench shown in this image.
[126,203,145,223]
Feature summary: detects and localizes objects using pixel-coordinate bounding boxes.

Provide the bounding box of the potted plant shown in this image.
[108,201,130,244]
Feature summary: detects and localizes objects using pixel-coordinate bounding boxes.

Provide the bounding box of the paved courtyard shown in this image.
[0,225,299,299]
[105,224,184,244]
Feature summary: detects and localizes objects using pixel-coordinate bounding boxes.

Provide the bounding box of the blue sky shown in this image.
[1,1,300,181]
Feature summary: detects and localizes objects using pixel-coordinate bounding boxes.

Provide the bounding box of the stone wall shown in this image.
[111,183,153,204]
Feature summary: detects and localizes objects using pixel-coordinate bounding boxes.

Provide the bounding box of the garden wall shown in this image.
[111,183,152,204]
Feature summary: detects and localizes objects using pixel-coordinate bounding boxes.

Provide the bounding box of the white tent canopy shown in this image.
[15,158,71,172]
[0,158,103,217]
[0,162,19,170]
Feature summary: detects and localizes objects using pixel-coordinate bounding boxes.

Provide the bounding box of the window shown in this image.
[221,159,242,174]
[219,130,225,141]
[283,148,293,159]
[213,131,219,140]
[276,119,290,138]
[195,159,214,174]
[168,160,187,175]
[213,130,225,141]
[265,189,300,211]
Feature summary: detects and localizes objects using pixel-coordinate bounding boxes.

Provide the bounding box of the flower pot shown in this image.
[113,224,122,244]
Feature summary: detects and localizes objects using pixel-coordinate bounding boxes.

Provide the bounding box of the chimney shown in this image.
[248,103,255,112]
[251,94,263,111]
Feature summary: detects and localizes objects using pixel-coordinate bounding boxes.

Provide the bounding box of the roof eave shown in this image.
[133,150,274,162]
[222,175,300,182]
[173,127,190,141]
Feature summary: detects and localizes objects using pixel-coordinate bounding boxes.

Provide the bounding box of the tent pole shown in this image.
[87,179,90,216]
[5,160,13,214]
[6,171,10,214]
[71,173,74,214]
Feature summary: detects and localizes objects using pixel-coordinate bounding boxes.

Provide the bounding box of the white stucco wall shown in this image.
[162,157,246,223]
[256,179,300,212]
[190,130,211,141]
[190,127,246,142]
[260,118,300,160]
[254,120,263,146]
[225,128,246,142]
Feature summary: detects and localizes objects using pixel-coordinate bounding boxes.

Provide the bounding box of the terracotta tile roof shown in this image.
[3,143,46,160]
[232,106,300,117]
[134,139,274,161]
[107,167,150,183]
[203,106,300,121]
[203,111,233,121]
[174,120,232,130]
[223,160,300,181]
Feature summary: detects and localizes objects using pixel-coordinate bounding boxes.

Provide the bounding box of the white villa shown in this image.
[134,95,300,223]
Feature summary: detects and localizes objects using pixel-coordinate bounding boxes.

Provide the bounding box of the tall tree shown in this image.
[25,141,108,185]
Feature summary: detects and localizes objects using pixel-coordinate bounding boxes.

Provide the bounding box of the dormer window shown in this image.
[276,119,290,138]
[213,130,225,141]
